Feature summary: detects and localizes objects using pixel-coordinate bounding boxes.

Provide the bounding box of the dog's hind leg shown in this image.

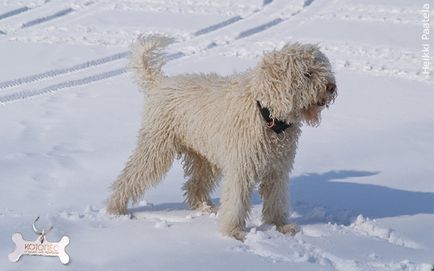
[106,128,176,215]
[259,171,298,235]
[182,150,219,212]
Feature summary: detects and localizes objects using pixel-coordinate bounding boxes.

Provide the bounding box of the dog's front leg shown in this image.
[260,171,298,235]
[218,170,253,241]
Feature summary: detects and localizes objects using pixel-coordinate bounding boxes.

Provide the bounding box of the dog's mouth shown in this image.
[302,82,337,126]
[302,101,329,127]
[305,104,324,114]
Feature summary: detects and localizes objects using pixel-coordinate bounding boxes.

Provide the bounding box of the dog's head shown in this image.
[253,43,337,127]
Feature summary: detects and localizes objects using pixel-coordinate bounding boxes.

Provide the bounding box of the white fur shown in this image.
[106,35,337,240]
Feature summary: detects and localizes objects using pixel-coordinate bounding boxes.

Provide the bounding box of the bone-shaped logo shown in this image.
[8,217,70,264]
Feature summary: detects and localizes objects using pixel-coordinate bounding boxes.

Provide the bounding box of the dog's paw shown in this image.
[221,227,247,242]
[197,202,219,214]
[106,207,128,216]
[106,200,128,216]
[231,229,247,242]
[277,224,300,236]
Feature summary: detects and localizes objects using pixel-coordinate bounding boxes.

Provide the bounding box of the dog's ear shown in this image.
[256,51,290,93]
[253,50,294,119]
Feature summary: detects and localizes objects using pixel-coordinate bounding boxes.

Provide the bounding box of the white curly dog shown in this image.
[107,36,337,241]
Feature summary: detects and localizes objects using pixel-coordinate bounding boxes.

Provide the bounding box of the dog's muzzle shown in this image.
[316,83,336,106]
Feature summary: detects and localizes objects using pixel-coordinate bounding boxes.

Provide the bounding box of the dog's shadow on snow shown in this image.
[280,170,433,225]
[131,170,433,226]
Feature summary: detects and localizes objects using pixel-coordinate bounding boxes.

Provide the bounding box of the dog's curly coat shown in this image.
[107,36,337,240]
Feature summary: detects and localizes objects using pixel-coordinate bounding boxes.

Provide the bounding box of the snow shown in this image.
[0,0,433,270]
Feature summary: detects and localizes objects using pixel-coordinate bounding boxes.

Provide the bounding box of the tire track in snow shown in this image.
[165,51,186,61]
[0,13,247,91]
[0,0,311,104]
[0,50,189,92]
[21,7,75,28]
[0,52,184,104]
[191,28,432,83]
[0,51,129,90]
[0,2,271,93]
[0,5,36,34]
[0,6,30,21]
[0,1,96,34]
[236,18,283,39]
[0,1,61,33]
[188,0,312,54]
[194,15,242,36]
[0,68,127,103]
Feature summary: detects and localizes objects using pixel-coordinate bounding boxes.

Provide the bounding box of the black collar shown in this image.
[256,101,292,134]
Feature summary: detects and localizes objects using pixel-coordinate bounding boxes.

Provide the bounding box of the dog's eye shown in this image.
[304,72,312,79]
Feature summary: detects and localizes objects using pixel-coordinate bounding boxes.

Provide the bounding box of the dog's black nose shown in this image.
[326,83,336,94]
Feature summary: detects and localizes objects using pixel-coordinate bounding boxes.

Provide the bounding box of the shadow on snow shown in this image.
[131,170,434,225]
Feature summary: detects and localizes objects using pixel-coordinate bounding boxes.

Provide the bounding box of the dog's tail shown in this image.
[130,35,173,90]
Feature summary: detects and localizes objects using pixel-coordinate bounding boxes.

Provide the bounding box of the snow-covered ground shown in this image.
[0,0,433,270]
